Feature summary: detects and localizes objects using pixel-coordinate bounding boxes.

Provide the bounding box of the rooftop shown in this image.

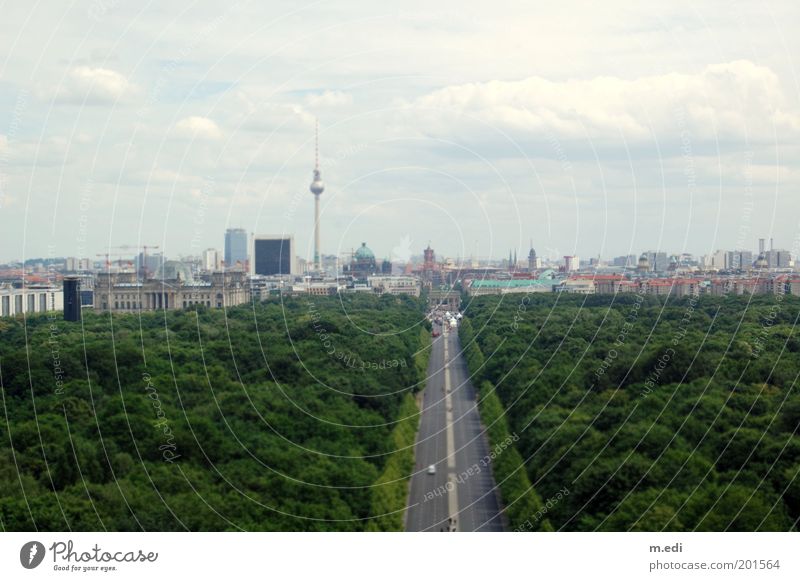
[470,279,556,288]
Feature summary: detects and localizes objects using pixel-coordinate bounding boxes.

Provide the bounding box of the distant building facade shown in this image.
[467,278,557,296]
[1,284,64,317]
[224,228,249,269]
[564,255,579,272]
[727,250,754,270]
[63,277,81,321]
[93,271,249,313]
[368,276,421,297]
[646,251,668,272]
[557,279,596,294]
[64,257,92,272]
[290,281,344,296]
[254,236,295,276]
[765,249,792,269]
[613,255,637,268]
[202,248,222,272]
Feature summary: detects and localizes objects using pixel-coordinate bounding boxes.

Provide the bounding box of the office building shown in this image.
[1,284,64,317]
[202,248,222,272]
[63,277,81,321]
[65,257,91,272]
[225,228,249,269]
[613,255,637,268]
[135,252,164,279]
[254,236,295,276]
[564,255,579,272]
[727,250,754,271]
[765,249,791,269]
[368,276,421,297]
[646,251,668,272]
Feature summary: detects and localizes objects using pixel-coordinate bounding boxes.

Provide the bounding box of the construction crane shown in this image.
[101,244,160,279]
[95,252,135,271]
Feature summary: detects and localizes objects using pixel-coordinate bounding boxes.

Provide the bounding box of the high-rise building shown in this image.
[726,250,753,270]
[202,248,222,272]
[309,122,325,271]
[135,252,164,279]
[708,250,727,270]
[765,249,791,269]
[254,236,295,276]
[646,251,668,272]
[564,255,579,272]
[613,255,637,268]
[64,257,91,272]
[63,277,81,322]
[224,228,249,269]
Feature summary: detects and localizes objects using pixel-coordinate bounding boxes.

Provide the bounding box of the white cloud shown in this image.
[410,61,800,145]
[54,66,133,105]
[174,116,223,140]
[0,135,71,168]
[305,90,353,108]
[233,92,314,133]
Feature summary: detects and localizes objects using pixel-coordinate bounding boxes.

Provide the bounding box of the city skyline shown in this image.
[1,1,799,264]
[2,233,797,268]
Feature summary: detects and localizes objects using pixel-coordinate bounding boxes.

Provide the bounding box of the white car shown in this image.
[427,464,436,475]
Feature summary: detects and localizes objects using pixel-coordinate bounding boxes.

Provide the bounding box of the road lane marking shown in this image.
[444,336,458,531]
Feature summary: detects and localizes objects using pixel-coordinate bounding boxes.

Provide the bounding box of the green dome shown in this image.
[354,243,375,260]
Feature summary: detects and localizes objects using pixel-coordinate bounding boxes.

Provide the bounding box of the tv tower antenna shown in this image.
[309,120,325,272]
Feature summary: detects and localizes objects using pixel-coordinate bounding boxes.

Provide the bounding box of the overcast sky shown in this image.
[1,0,799,264]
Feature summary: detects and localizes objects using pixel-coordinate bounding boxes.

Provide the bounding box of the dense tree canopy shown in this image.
[0,295,430,531]
[461,293,800,531]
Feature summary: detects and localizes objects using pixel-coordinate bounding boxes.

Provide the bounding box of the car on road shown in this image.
[432,330,440,338]
[427,464,436,475]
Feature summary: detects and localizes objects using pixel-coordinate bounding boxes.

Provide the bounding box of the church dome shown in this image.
[354,243,375,260]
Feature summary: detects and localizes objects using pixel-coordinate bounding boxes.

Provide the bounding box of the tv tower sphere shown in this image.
[310,121,324,196]
[310,172,324,195]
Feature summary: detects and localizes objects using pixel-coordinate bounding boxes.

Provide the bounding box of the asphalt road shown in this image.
[405,327,504,532]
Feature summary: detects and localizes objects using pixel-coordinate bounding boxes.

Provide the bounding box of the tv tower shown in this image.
[309,120,325,272]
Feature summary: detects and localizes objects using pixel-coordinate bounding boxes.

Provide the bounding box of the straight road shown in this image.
[405,327,504,531]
